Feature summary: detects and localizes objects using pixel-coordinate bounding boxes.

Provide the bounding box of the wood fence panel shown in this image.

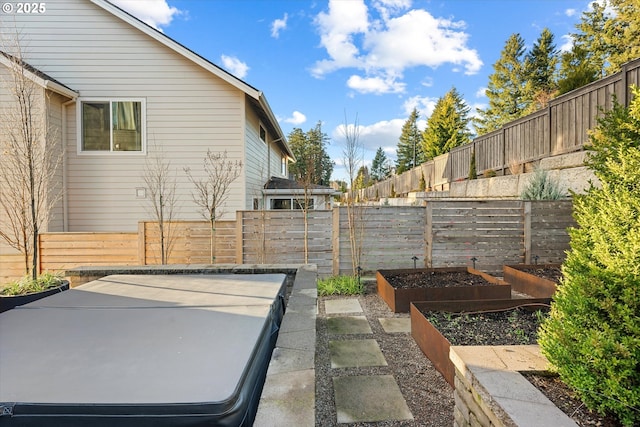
[335,206,425,275]
[241,210,333,277]
[526,201,574,265]
[142,221,237,265]
[39,232,138,273]
[426,200,525,274]
[0,254,27,282]
[475,131,504,174]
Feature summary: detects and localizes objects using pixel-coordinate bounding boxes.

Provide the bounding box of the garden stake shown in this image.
[471,257,477,269]
[533,255,539,265]
[412,256,418,269]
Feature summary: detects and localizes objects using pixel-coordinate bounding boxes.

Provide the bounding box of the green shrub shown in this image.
[318,275,364,296]
[538,89,640,426]
[419,172,426,191]
[521,167,564,200]
[1,272,64,296]
[468,146,477,180]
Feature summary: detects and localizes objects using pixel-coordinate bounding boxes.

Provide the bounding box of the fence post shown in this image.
[332,207,340,276]
[523,201,532,264]
[424,203,433,267]
[235,211,244,264]
[137,221,146,265]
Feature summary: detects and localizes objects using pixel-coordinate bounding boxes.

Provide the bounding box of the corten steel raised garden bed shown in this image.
[410,298,552,386]
[0,281,70,313]
[503,264,561,298]
[377,267,511,313]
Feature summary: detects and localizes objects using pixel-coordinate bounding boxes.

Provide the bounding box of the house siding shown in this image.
[2,0,256,231]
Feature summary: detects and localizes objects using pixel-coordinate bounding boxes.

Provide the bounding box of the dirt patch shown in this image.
[384,271,493,289]
[423,306,548,346]
[523,373,623,427]
[517,266,562,283]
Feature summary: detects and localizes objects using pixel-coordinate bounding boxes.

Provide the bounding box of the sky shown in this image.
[111,0,597,182]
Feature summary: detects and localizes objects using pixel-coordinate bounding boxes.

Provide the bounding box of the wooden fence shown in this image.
[359,58,640,200]
[0,201,574,281]
[239,210,333,277]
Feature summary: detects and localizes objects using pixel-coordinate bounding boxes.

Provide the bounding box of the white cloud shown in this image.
[565,8,577,17]
[559,34,573,53]
[110,0,181,30]
[220,55,249,79]
[402,95,437,117]
[283,111,307,125]
[347,74,405,94]
[332,118,404,153]
[271,13,288,38]
[475,87,487,98]
[312,0,483,94]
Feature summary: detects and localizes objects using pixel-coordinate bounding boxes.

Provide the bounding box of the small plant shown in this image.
[390,184,396,198]
[520,168,564,200]
[318,275,364,296]
[468,146,477,180]
[484,169,497,178]
[419,172,426,191]
[1,272,64,296]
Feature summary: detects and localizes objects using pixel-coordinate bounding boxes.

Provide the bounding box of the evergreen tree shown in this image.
[539,87,640,426]
[524,28,559,113]
[571,0,612,78]
[421,87,471,160]
[474,33,529,135]
[287,122,334,186]
[557,44,600,95]
[353,165,371,190]
[370,147,391,182]
[395,108,424,174]
[605,0,640,72]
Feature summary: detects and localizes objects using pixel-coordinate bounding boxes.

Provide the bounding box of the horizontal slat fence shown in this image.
[426,200,525,274]
[239,210,333,277]
[334,206,426,275]
[140,221,236,265]
[39,232,138,273]
[526,201,575,264]
[1,202,575,282]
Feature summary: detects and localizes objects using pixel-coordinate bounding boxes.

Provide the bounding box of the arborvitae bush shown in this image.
[538,89,640,426]
[468,147,477,180]
[520,167,564,200]
[419,172,426,191]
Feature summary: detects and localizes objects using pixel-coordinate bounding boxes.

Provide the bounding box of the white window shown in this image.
[79,99,145,153]
[259,124,267,144]
[270,197,314,210]
[281,155,287,176]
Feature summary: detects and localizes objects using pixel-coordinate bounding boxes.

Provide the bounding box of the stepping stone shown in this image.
[329,339,388,369]
[378,317,411,333]
[327,316,372,335]
[325,299,363,314]
[333,375,413,423]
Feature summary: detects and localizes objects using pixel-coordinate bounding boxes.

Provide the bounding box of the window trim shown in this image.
[77,98,147,155]
[259,123,267,144]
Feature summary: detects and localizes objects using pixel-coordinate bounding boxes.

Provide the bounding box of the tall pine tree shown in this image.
[287,122,334,186]
[370,147,391,182]
[474,33,529,135]
[395,108,424,174]
[524,28,559,113]
[605,0,640,72]
[421,87,471,160]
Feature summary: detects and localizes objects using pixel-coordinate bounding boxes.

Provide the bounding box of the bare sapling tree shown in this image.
[0,41,62,280]
[184,149,242,264]
[341,112,365,276]
[143,144,178,264]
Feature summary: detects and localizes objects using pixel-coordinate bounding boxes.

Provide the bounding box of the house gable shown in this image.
[0,0,292,232]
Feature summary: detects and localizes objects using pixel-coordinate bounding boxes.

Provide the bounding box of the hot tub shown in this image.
[0,274,286,426]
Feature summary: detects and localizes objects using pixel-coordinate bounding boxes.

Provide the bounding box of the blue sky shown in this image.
[112,0,596,181]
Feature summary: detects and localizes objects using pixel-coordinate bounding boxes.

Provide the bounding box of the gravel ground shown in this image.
[315,281,455,427]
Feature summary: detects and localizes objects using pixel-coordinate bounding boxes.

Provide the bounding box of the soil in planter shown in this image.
[385,271,493,289]
[518,266,562,283]
[523,373,623,427]
[424,306,549,346]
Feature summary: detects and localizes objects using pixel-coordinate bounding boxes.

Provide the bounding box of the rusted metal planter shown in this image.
[503,264,560,298]
[410,298,551,386]
[377,267,511,313]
